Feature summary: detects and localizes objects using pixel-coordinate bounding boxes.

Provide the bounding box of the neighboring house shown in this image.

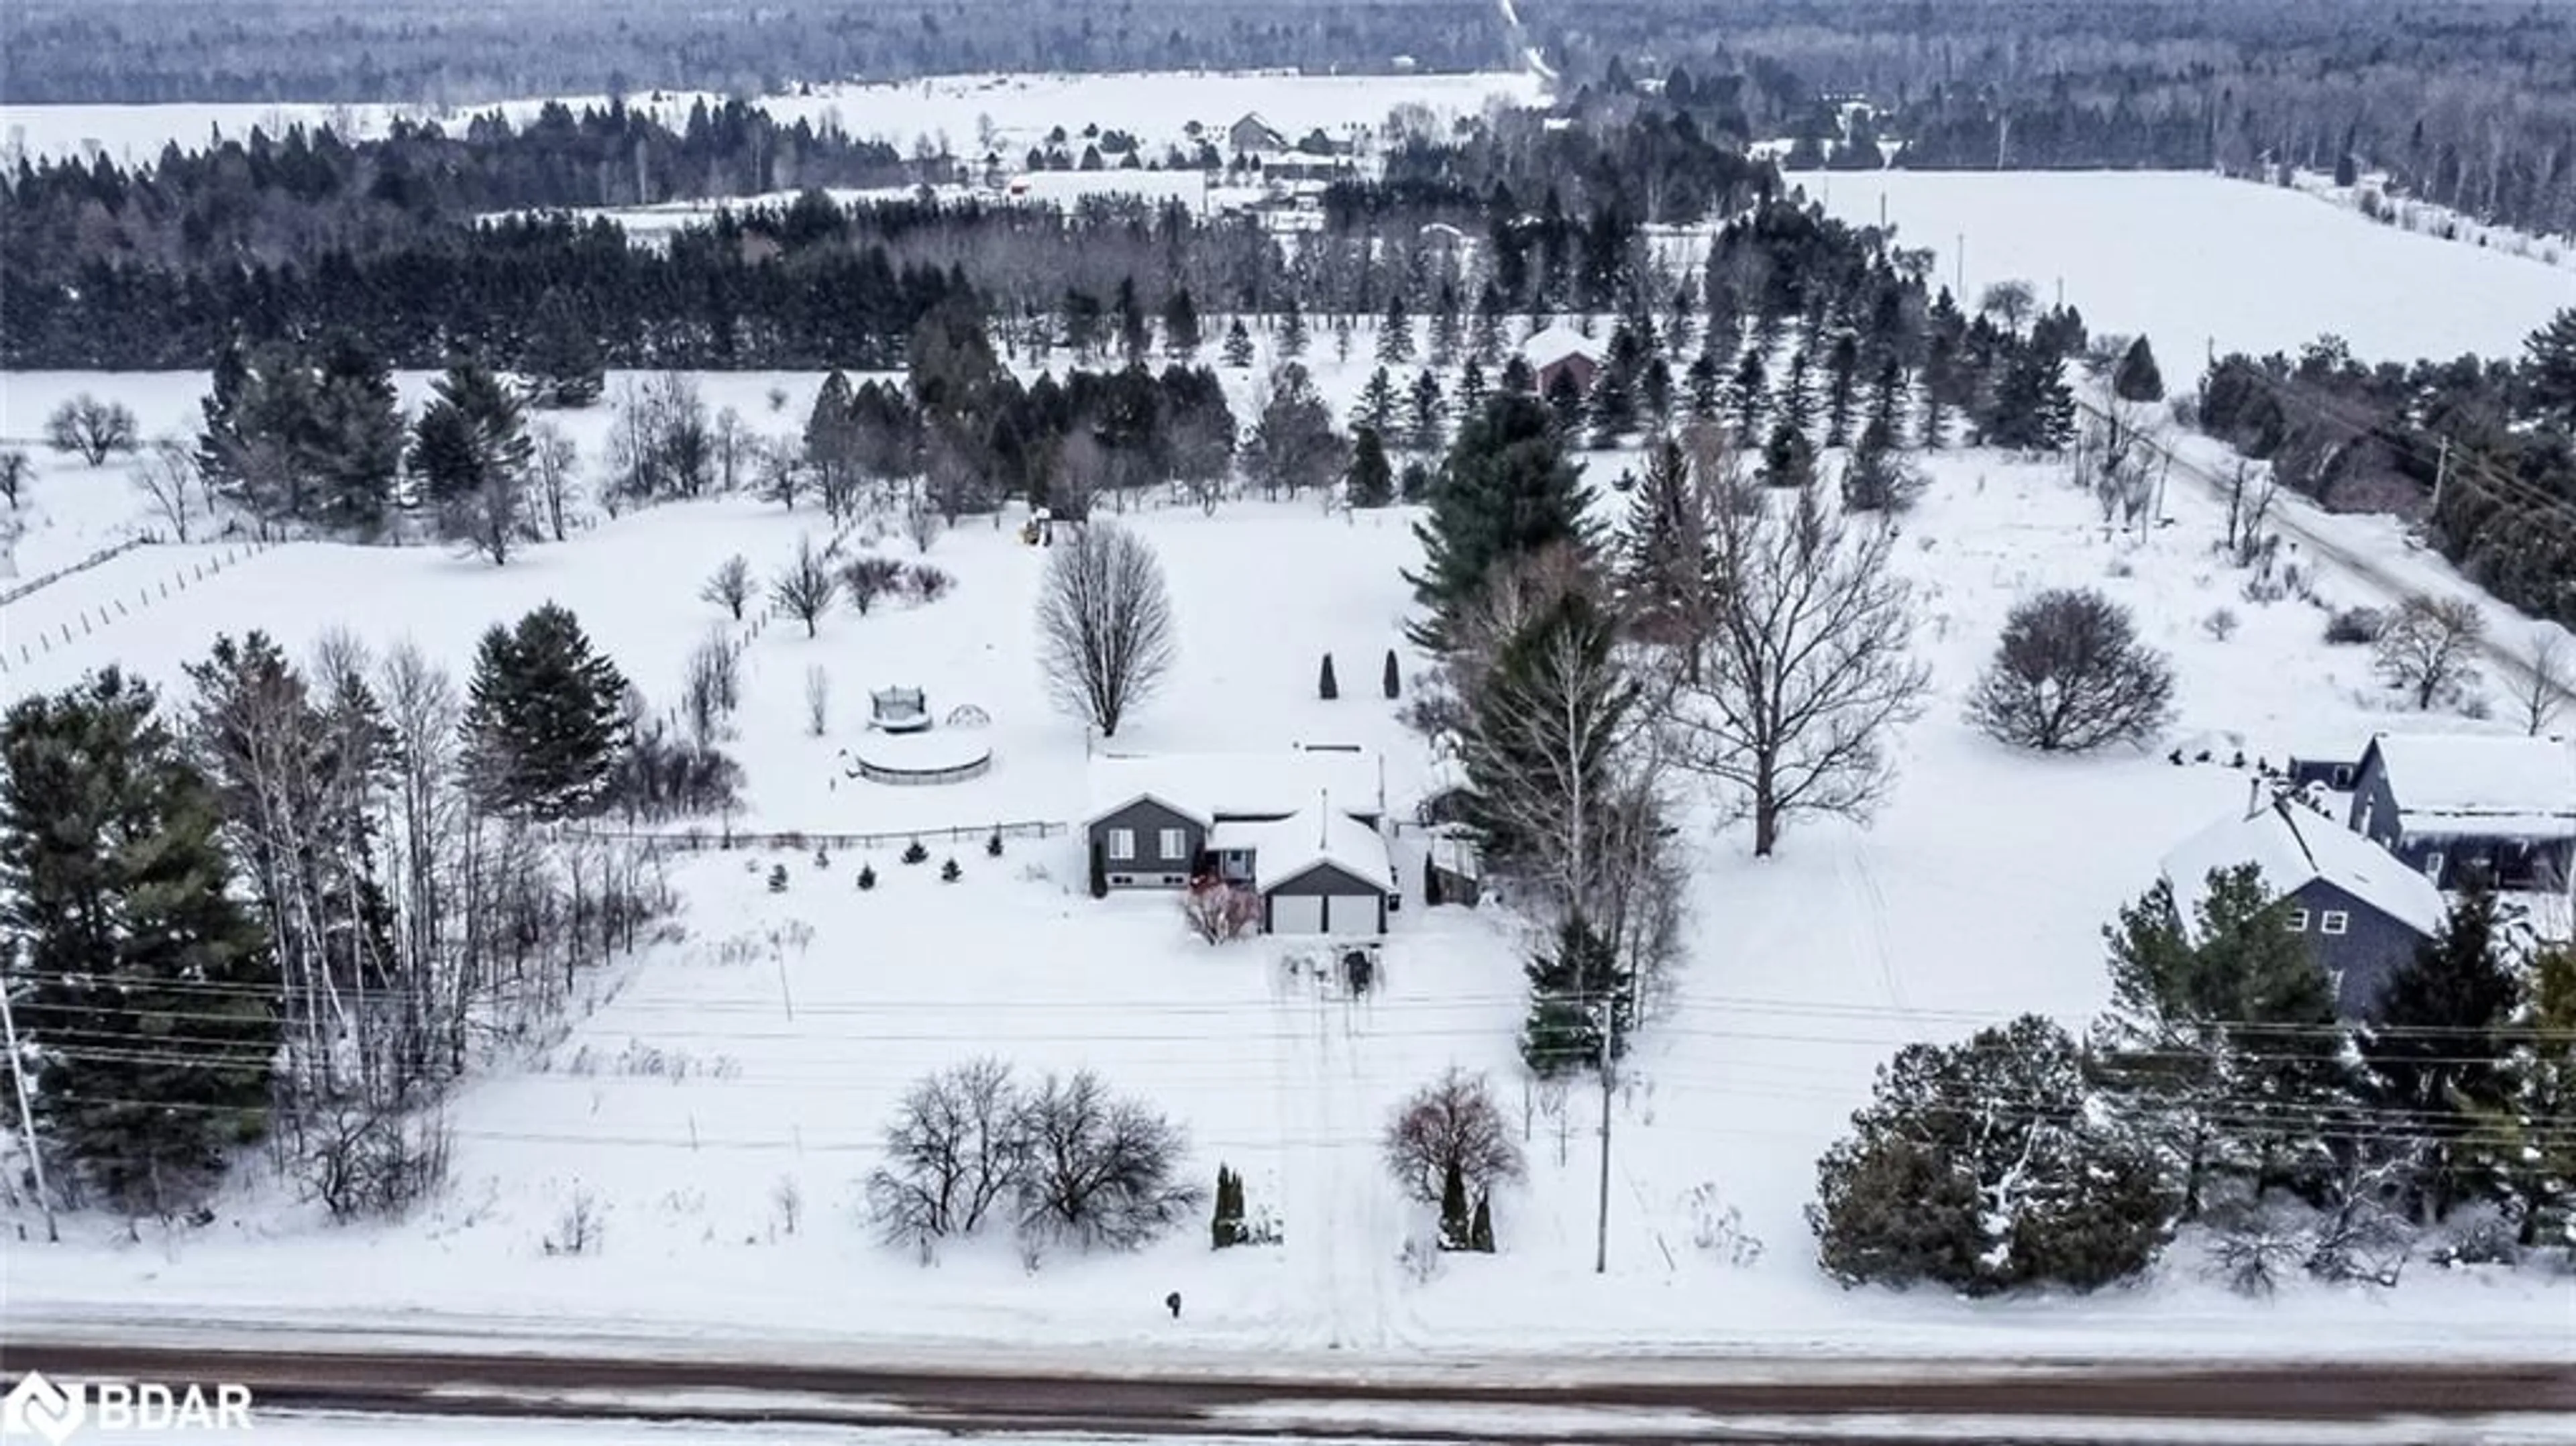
[1228,113,1288,155]
[1521,325,1601,398]
[2347,732,2576,891]
[1424,827,1482,907]
[2161,794,2449,1019]
[1083,746,1393,936]
[2282,748,2360,793]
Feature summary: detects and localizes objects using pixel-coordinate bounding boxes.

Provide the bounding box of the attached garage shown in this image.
[1263,865,1388,937]
[1267,893,1326,936]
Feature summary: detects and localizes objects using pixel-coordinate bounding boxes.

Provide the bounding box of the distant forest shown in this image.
[1530,0,2576,241]
[2,0,1510,107]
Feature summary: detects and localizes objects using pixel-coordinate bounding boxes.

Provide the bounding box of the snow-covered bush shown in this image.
[2324,606,2384,645]
[1968,588,2176,753]
[1181,883,1260,944]
[544,1186,606,1256]
[1683,1182,1765,1268]
[2202,607,2240,641]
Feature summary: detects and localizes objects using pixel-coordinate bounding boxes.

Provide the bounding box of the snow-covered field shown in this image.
[3,335,2570,1361]
[0,70,1550,168]
[1796,170,2576,366]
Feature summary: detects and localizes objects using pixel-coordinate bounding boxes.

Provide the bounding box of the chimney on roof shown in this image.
[1319,790,1330,848]
[2247,774,2269,822]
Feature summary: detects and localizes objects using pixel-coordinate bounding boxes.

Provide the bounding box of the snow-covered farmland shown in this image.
[0,69,1550,169]
[3,345,2569,1362]
[1796,170,2576,367]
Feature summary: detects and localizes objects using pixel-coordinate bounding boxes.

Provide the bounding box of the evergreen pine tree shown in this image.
[1318,653,1339,699]
[1382,649,1401,700]
[1542,367,1586,437]
[1585,362,1637,449]
[1,669,277,1215]
[1640,355,1674,429]
[411,359,533,508]
[1469,1192,1495,1252]
[525,286,606,408]
[2112,336,2166,404]
[1988,347,2076,452]
[1457,357,1488,414]
[1404,393,1596,651]
[1220,318,1255,369]
[1822,331,1862,447]
[1519,913,1625,1077]
[1278,300,1309,361]
[1346,427,1395,508]
[1428,282,1462,368]
[1470,280,1507,364]
[1760,419,1817,489]
[1776,348,1816,437]
[1727,347,1768,445]
[461,604,630,820]
[1161,286,1202,359]
[1438,1158,1471,1249]
[1685,349,1723,419]
[309,338,405,537]
[1866,353,1909,437]
[1356,367,1399,435]
[2361,888,2518,1222]
[2463,946,2576,1247]
[1377,294,1414,364]
[1114,276,1150,364]
[1407,370,1446,455]
[1919,331,1959,449]
[2524,308,2576,423]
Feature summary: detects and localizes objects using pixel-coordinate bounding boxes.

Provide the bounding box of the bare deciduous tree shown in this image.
[701,554,753,620]
[1967,589,2177,752]
[759,438,805,510]
[2516,630,2570,736]
[45,394,139,466]
[864,1058,1030,1254]
[1659,478,1929,856]
[2375,594,2487,710]
[0,449,31,508]
[804,663,831,738]
[771,535,839,637]
[130,437,203,542]
[1012,1070,1201,1254]
[446,451,538,565]
[530,423,580,542]
[682,630,741,744]
[1038,522,1176,738]
[1383,1068,1525,1206]
[1180,884,1260,943]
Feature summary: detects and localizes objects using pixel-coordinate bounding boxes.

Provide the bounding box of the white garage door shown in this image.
[1269,894,1325,935]
[1326,893,1380,936]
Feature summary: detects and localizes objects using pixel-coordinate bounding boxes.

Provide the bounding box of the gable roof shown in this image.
[2363,732,2576,839]
[1519,324,1600,372]
[1210,808,1395,893]
[2161,799,2447,940]
[1085,747,1383,826]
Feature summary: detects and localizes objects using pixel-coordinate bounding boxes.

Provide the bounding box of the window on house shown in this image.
[1108,828,1135,861]
[2332,765,2353,789]
[2320,911,2349,936]
[2285,907,2310,932]
[1159,828,1187,860]
[2423,851,2445,883]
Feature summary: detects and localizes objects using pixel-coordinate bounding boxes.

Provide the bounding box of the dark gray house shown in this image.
[2161,795,2449,1019]
[2346,733,2576,891]
[1083,747,1393,936]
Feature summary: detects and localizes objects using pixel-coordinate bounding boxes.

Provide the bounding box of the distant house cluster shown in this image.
[2161,731,2576,1019]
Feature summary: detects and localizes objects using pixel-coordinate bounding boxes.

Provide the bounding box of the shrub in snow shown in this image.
[939,856,961,883]
[985,830,1004,858]
[1012,1070,1203,1256]
[2324,606,2385,645]
[1181,883,1261,944]
[1809,1014,2170,1296]
[841,555,905,615]
[544,1187,606,1256]
[905,563,955,603]
[2202,607,2240,642]
[813,846,830,871]
[770,1176,803,1238]
[1384,1068,1524,1212]
[902,838,929,865]
[1210,1164,1250,1248]
[1684,1183,1766,1268]
[766,864,789,893]
[701,554,753,620]
[856,864,877,891]
[1967,588,2176,753]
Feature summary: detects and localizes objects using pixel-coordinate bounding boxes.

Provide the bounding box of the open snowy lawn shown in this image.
[5,401,2569,1357]
[0,70,1549,168]
[1796,170,2576,366]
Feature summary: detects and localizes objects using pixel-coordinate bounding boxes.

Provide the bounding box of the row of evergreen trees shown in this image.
[1,604,657,1222]
[1813,873,2576,1296]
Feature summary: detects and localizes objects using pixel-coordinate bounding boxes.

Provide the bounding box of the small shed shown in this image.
[1424,829,1481,907]
[1521,325,1602,399]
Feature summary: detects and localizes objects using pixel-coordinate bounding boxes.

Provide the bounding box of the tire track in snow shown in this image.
[1272,956,1345,1351]
[1839,843,1912,1017]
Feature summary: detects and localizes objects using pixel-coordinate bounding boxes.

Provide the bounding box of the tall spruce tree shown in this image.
[1377,294,1415,364]
[2361,888,2517,1223]
[410,360,533,508]
[1160,286,1202,359]
[1,669,277,1215]
[525,286,606,408]
[1405,392,1596,651]
[460,604,630,820]
[1346,427,1395,508]
[2111,336,2166,404]
[309,339,405,536]
[2522,309,2576,424]
[2464,946,2576,1247]
[1520,913,1627,1077]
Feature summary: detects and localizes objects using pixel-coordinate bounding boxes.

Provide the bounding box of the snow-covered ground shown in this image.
[3,339,2571,1361]
[1794,170,2576,367]
[0,70,1550,169]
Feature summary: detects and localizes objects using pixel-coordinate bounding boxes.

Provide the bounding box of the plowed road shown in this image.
[6,1340,2574,1443]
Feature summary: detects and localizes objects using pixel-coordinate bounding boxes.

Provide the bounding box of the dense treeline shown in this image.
[3,0,1509,107]
[2,111,1774,371]
[2193,316,2576,629]
[1535,0,2576,240]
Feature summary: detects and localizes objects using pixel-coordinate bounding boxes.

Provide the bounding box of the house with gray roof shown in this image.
[1083,745,1393,936]
[2346,732,2576,891]
[2161,793,2449,1019]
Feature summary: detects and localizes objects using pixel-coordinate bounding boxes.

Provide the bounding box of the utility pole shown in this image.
[2430,435,2451,515]
[1,946,58,1243]
[1953,233,1964,301]
[1593,982,1623,1275]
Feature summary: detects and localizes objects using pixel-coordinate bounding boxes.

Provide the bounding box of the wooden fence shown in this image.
[557,818,1067,853]
[1,539,278,674]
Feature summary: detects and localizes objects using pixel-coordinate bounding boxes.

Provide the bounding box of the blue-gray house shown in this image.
[2346,732,2576,892]
[2161,795,2449,1020]
[1082,746,1394,936]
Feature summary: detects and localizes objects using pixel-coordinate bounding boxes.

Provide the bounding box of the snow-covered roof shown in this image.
[2367,732,2576,840]
[1428,830,1481,881]
[1519,324,1599,370]
[2161,799,2446,940]
[1086,746,1383,824]
[1210,808,1395,893]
